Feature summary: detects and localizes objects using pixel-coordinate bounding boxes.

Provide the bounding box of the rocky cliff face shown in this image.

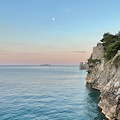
[86,50,120,120]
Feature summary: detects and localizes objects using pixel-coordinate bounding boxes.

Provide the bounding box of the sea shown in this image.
[0,65,106,120]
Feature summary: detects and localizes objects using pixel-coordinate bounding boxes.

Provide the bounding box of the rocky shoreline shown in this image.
[86,50,120,120]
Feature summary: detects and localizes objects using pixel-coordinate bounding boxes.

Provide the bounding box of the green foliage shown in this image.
[88,58,101,64]
[104,41,120,61]
[114,55,120,63]
[89,65,94,68]
[113,55,120,68]
[100,32,120,61]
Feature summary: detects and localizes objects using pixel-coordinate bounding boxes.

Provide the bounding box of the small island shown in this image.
[40,64,51,66]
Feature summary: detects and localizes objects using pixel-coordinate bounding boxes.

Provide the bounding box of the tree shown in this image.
[104,41,120,60]
[100,32,120,61]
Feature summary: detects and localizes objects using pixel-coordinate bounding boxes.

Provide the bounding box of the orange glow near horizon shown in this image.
[0,50,91,65]
[0,41,93,65]
[1,0,120,65]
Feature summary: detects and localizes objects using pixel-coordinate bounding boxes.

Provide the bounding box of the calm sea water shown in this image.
[0,65,106,120]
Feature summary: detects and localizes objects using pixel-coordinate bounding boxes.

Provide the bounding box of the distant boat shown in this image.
[40,64,51,66]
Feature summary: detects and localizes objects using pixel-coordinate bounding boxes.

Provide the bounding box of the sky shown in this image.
[0,0,120,65]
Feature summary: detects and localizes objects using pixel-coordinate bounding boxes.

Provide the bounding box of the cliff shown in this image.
[86,50,120,120]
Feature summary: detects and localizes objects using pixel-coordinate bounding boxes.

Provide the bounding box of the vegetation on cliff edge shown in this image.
[88,58,101,64]
[101,32,120,61]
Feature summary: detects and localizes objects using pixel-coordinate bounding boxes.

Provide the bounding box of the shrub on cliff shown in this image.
[88,58,101,64]
[104,41,120,60]
[101,32,120,61]
[113,55,120,68]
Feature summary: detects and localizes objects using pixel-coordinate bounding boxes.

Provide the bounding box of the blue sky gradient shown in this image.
[0,0,120,64]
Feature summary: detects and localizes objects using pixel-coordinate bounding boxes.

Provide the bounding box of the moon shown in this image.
[53,18,55,21]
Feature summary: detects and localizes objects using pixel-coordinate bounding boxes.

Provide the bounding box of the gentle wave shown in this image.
[0,65,106,120]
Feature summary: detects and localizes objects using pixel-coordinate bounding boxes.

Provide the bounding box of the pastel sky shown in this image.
[0,0,120,65]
